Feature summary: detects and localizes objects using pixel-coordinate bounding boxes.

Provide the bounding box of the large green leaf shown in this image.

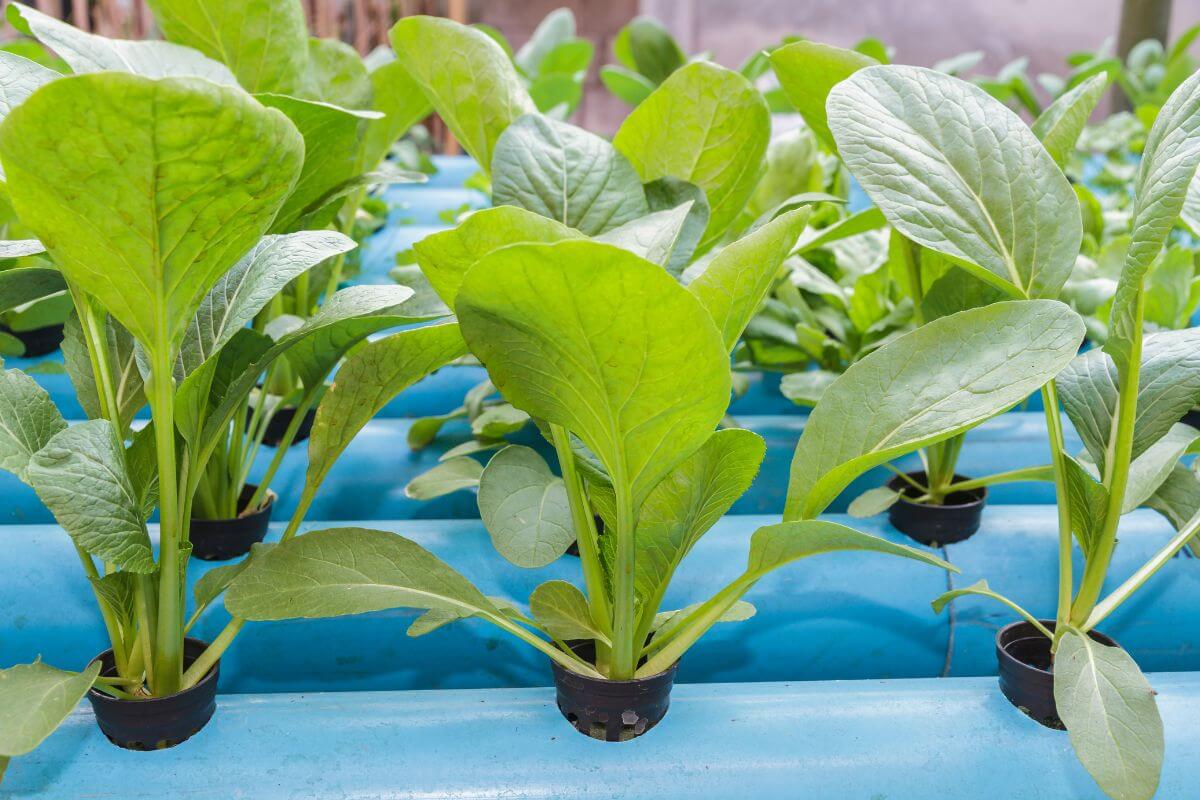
[1055,629,1163,800]
[0,363,65,482]
[613,61,769,249]
[413,206,583,308]
[769,40,878,151]
[0,72,303,351]
[633,428,764,609]
[1058,329,1200,471]
[827,65,1080,300]
[1106,69,1200,380]
[1031,73,1107,167]
[255,94,378,234]
[361,57,431,172]
[390,15,535,169]
[9,2,237,85]
[491,114,648,235]
[456,240,730,508]
[226,526,502,622]
[688,208,809,352]
[178,231,355,377]
[27,420,154,572]
[784,300,1085,519]
[477,445,574,568]
[0,51,57,179]
[0,660,100,758]
[145,0,309,93]
[306,322,466,492]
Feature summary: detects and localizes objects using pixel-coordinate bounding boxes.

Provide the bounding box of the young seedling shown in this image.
[813,60,1200,800]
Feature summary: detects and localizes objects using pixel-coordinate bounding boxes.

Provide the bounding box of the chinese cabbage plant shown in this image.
[808,61,1200,800]
[770,41,1106,513]
[0,21,460,775]
[224,235,956,683]
[143,0,431,518]
[215,15,957,685]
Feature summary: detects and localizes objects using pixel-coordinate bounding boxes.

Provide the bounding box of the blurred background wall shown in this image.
[5,0,1199,132]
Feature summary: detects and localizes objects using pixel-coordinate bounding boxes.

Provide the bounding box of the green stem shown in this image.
[133,575,157,691]
[1084,504,1200,631]
[280,483,317,543]
[1037,381,1076,650]
[148,342,183,695]
[1071,293,1144,626]
[637,579,749,677]
[180,617,243,690]
[610,472,638,680]
[548,425,610,634]
[247,388,320,510]
[899,236,925,326]
[943,464,1055,493]
[483,612,603,678]
[75,546,129,676]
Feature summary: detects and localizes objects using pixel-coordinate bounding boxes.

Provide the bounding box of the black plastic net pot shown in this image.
[262,405,316,447]
[189,484,274,561]
[1,322,65,357]
[887,471,986,546]
[1183,408,1200,429]
[86,637,219,750]
[549,640,678,742]
[995,619,1118,729]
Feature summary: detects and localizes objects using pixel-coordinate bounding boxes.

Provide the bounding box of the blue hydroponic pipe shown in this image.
[4,507,1193,694]
[6,673,1200,799]
[0,412,1076,525]
[424,153,480,188]
[380,186,488,226]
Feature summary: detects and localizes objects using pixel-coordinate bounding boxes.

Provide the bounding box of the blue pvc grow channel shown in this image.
[0,413,1078,525]
[6,674,1200,799]
[5,508,1194,694]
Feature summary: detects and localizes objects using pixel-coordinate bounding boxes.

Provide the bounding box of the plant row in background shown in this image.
[0,4,1198,800]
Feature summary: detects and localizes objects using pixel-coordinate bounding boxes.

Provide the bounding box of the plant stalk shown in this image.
[148,342,183,695]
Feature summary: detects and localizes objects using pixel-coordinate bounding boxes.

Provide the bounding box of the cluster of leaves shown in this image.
[783,49,1200,800]
[223,14,959,688]
[0,0,463,776]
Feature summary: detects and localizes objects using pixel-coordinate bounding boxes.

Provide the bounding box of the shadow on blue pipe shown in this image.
[4,508,1194,694]
[6,673,1200,799]
[0,412,1080,525]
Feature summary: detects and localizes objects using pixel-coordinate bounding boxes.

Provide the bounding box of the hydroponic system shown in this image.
[1,1,1200,798]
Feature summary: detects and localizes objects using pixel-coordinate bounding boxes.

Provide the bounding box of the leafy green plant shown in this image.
[477,7,593,120]
[769,42,1109,513]
[213,15,957,689]
[0,10,461,775]
[134,0,431,519]
[391,14,781,497]
[805,60,1200,800]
